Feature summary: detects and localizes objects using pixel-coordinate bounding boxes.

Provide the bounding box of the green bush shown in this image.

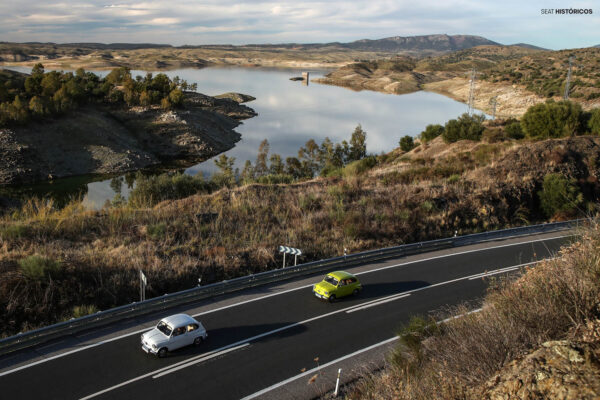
[399,135,416,152]
[0,224,29,240]
[419,124,444,143]
[521,100,583,139]
[147,223,167,239]
[255,174,294,184]
[19,255,62,281]
[72,304,99,319]
[343,156,377,177]
[505,121,524,139]
[538,173,583,218]
[442,113,486,143]
[129,172,211,208]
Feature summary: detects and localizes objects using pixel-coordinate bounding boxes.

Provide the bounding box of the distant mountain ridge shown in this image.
[342,34,500,52]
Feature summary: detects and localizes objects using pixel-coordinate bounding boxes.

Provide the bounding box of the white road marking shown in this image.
[346,294,411,313]
[240,336,400,400]
[240,309,488,400]
[0,234,569,378]
[78,260,540,398]
[152,343,250,378]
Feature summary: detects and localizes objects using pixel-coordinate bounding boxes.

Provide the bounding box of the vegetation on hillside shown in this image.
[344,223,600,399]
[0,64,196,126]
[2,101,600,336]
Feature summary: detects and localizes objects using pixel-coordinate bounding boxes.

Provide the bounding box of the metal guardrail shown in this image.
[0,219,582,356]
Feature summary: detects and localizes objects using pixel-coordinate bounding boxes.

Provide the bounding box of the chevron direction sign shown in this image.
[278,246,302,255]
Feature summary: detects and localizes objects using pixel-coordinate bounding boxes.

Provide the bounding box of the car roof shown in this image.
[327,271,356,280]
[160,313,197,327]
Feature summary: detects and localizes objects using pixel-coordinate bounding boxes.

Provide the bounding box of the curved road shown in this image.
[0,232,571,399]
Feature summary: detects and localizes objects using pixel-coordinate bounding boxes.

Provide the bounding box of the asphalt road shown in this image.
[0,233,570,400]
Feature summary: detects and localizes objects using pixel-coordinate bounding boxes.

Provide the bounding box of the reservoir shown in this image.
[1,66,479,208]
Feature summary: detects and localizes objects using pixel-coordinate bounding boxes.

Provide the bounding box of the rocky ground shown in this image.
[472,320,600,400]
[0,92,256,185]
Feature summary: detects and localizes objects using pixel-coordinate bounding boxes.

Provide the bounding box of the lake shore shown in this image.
[0,92,256,185]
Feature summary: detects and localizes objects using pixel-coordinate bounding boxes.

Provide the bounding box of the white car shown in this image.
[141,314,208,357]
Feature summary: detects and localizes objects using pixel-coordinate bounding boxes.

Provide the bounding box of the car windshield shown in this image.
[324,275,339,286]
[156,321,173,336]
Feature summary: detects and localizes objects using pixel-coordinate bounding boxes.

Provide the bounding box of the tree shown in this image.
[419,124,444,143]
[298,139,321,177]
[589,108,600,135]
[348,124,367,162]
[168,89,184,107]
[285,157,304,179]
[442,113,485,143]
[214,154,235,176]
[269,153,285,175]
[31,63,45,77]
[254,139,270,177]
[399,135,416,152]
[41,71,62,97]
[240,160,255,183]
[538,173,583,218]
[160,97,171,110]
[521,100,583,139]
[29,96,46,116]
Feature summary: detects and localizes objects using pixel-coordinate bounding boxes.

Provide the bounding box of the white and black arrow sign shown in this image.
[278,246,302,256]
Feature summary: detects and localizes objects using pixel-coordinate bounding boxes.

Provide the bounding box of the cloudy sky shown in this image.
[0,0,598,49]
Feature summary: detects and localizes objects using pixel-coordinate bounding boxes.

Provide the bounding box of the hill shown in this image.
[2,126,600,335]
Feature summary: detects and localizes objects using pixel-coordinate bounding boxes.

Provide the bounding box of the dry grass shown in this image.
[1,136,599,336]
[345,223,600,400]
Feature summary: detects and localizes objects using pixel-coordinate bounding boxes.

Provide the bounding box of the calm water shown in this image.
[2,66,480,208]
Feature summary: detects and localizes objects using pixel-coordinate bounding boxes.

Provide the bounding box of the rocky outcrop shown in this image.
[473,320,600,400]
[0,92,256,185]
[214,92,256,103]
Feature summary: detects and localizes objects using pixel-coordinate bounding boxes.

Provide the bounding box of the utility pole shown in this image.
[467,68,476,115]
[564,56,575,100]
[489,96,498,120]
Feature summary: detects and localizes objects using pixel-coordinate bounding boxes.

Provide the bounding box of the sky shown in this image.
[0,0,598,50]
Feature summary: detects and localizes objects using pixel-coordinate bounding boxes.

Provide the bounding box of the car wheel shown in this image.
[194,336,203,346]
[157,347,168,358]
[329,294,336,303]
[353,288,360,296]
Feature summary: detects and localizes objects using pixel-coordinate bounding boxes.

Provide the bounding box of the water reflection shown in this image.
[2,66,483,209]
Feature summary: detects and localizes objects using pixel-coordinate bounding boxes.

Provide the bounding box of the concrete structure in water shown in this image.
[302,71,309,86]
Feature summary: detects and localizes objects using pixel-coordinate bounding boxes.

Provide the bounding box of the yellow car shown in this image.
[313,271,362,302]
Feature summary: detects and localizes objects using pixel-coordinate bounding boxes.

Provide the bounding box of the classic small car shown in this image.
[141,313,207,357]
[313,271,361,302]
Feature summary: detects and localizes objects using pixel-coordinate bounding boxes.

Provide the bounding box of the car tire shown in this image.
[353,288,360,296]
[158,347,168,358]
[329,294,336,303]
[194,336,203,346]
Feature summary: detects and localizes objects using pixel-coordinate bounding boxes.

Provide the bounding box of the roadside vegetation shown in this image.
[343,222,600,399]
[1,102,600,336]
[0,64,195,126]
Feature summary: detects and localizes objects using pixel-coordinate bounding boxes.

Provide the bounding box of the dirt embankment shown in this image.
[424,77,549,118]
[0,92,256,185]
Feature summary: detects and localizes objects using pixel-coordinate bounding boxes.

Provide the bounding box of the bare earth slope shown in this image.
[0,92,256,185]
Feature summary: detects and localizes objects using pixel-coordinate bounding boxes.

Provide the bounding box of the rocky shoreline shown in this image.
[0,92,256,185]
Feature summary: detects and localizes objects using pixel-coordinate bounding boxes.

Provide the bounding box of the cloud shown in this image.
[0,0,598,49]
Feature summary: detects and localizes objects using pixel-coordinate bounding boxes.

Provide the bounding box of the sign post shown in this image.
[139,270,147,302]
[278,246,303,267]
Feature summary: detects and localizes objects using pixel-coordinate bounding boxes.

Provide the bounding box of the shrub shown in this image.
[72,304,99,319]
[505,121,524,139]
[0,224,29,240]
[589,108,600,135]
[538,173,583,218]
[399,135,416,152]
[128,172,211,207]
[147,223,167,239]
[521,100,583,138]
[343,156,377,177]
[442,113,486,143]
[419,124,444,143]
[18,255,62,281]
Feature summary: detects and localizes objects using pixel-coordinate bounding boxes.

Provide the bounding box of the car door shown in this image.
[337,279,350,297]
[170,326,186,349]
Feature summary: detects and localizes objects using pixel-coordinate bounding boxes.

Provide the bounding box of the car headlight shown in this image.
[152,344,157,350]
[324,291,329,295]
